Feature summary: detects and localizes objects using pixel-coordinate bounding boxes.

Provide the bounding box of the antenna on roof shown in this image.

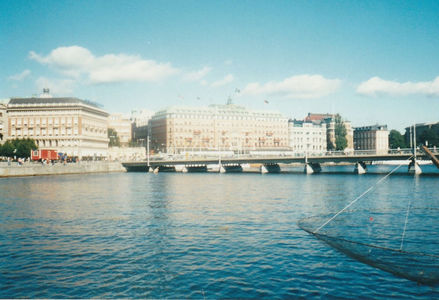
[40,88,52,98]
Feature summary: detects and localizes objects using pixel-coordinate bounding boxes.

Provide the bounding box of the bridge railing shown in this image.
[147,147,438,161]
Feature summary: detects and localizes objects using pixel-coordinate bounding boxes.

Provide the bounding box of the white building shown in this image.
[7,90,109,159]
[108,113,132,146]
[289,119,327,154]
[354,124,389,154]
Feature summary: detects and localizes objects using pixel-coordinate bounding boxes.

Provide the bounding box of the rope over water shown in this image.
[313,156,414,234]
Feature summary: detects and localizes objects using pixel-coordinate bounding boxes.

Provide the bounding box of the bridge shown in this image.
[122,148,439,175]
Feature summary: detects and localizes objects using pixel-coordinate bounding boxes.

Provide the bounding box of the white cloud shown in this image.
[211,74,234,87]
[9,69,31,81]
[357,76,439,96]
[184,66,211,82]
[35,77,76,95]
[242,74,341,99]
[29,46,179,84]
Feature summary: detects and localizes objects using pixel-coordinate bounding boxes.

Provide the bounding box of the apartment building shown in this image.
[354,124,389,153]
[289,119,327,154]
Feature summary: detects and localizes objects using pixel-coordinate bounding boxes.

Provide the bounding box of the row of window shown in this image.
[10,117,79,125]
[291,137,325,143]
[11,129,79,137]
[290,131,325,135]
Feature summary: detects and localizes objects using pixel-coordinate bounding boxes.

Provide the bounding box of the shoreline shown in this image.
[0,161,126,178]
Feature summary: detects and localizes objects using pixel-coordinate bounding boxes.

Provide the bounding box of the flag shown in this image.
[264,99,269,104]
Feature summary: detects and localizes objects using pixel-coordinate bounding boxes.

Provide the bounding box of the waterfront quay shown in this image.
[123,148,439,175]
[0,161,125,177]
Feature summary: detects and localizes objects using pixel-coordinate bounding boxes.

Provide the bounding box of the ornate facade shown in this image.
[149,104,289,153]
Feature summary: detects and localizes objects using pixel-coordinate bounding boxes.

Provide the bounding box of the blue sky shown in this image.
[1,0,439,131]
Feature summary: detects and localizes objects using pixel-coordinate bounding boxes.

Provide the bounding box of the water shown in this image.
[1,167,439,298]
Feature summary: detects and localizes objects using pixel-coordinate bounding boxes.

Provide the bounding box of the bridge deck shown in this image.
[122,151,438,169]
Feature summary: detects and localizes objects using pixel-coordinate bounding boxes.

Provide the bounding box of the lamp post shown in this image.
[146,136,150,167]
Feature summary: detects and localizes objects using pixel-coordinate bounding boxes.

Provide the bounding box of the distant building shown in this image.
[108,113,132,147]
[354,124,389,153]
[7,89,109,159]
[305,113,354,151]
[149,104,289,153]
[131,109,154,127]
[288,119,327,154]
[404,122,439,147]
[131,109,154,146]
[0,101,7,143]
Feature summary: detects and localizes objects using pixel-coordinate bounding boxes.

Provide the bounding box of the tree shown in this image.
[0,141,14,157]
[327,140,335,151]
[0,139,37,158]
[419,128,439,147]
[334,114,347,151]
[108,128,121,147]
[389,129,407,149]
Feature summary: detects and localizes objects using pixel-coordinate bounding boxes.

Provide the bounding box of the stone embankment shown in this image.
[0,161,126,177]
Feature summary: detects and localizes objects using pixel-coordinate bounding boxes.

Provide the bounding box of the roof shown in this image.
[305,113,334,122]
[8,97,103,109]
[354,124,388,131]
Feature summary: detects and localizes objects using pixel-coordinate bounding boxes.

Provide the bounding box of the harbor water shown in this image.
[1,166,439,298]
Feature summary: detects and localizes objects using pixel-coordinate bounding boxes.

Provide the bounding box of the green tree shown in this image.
[419,128,439,147]
[389,129,407,149]
[0,139,37,158]
[334,114,347,151]
[327,140,335,151]
[0,141,14,157]
[108,128,121,147]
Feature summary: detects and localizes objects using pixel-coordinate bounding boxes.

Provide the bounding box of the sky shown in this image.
[1,0,439,131]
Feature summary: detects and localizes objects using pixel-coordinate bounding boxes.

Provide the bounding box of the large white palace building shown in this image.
[149,103,289,153]
[7,90,109,158]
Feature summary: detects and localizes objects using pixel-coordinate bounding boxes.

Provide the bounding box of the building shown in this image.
[149,104,289,153]
[0,101,7,143]
[354,124,389,153]
[305,113,354,151]
[131,109,154,146]
[404,122,439,147]
[289,119,327,154]
[7,89,109,159]
[108,113,132,147]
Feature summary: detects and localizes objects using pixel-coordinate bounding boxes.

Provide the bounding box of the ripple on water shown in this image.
[0,172,439,298]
